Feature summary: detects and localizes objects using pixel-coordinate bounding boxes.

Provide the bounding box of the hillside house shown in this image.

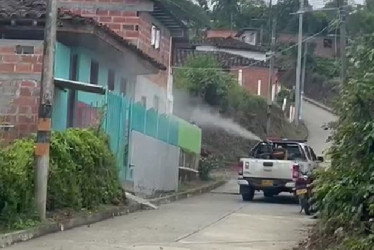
[194,37,267,61]
[0,0,201,198]
[175,28,279,99]
[277,33,340,59]
[58,0,188,114]
[173,48,280,101]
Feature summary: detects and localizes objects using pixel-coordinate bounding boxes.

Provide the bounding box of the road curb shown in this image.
[303,96,336,115]
[0,180,226,248]
[0,203,141,249]
[149,179,226,206]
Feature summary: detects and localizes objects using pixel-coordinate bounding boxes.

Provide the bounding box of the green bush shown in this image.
[0,139,37,229]
[0,129,123,230]
[198,154,224,181]
[313,34,374,249]
[314,58,340,79]
[175,55,267,115]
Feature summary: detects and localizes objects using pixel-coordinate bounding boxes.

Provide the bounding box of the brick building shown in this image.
[0,0,185,142]
[205,29,238,39]
[58,0,188,113]
[173,48,280,101]
[0,41,44,142]
[277,33,340,59]
[174,30,279,100]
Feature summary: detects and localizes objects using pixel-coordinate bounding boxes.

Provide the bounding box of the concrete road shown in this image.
[6,101,335,250]
[8,181,311,250]
[301,100,337,156]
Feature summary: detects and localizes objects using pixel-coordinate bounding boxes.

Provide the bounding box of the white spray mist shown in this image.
[173,89,261,141]
[190,107,261,141]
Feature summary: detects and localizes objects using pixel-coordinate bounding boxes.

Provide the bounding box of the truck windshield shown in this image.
[283,144,306,161]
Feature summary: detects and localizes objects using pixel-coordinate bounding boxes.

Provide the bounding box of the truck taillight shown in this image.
[238,161,244,175]
[292,164,300,179]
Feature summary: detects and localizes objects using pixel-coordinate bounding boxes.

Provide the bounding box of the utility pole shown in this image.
[266,0,276,136]
[294,0,304,126]
[300,42,307,120]
[35,0,58,220]
[339,1,347,84]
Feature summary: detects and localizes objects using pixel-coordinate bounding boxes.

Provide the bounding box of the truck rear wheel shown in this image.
[240,186,255,201]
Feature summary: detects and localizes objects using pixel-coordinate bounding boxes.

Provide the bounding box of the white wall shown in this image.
[135,75,167,113]
[195,46,267,61]
[131,131,180,197]
[239,31,257,46]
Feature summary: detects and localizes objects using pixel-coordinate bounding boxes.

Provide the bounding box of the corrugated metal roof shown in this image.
[173,48,269,68]
[193,37,267,52]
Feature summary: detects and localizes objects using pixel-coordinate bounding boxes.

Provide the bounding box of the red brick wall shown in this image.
[231,66,278,99]
[206,30,238,38]
[314,38,339,58]
[277,33,339,59]
[0,43,43,143]
[60,0,171,89]
[0,45,43,73]
[138,12,170,68]
[64,7,141,41]
[75,102,100,128]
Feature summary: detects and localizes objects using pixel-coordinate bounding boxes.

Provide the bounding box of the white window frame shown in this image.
[155,29,161,49]
[238,69,243,86]
[151,25,156,46]
[151,24,161,49]
[257,80,262,96]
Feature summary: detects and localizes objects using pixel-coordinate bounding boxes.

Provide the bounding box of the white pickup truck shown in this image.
[237,138,323,201]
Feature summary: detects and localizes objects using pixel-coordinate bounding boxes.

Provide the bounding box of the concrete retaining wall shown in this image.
[131,131,180,197]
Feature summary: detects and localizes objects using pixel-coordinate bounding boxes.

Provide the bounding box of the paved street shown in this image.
[301,101,337,156]
[7,101,336,250]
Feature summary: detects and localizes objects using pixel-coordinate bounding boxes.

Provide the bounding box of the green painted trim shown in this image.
[177,118,202,154]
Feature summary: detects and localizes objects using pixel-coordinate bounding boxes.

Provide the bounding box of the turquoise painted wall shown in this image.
[55,43,71,79]
[52,42,71,131]
[52,44,131,130]
[72,47,127,107]
[51,42,202,155]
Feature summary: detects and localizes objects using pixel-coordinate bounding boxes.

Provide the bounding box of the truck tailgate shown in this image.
[241,159,293,180]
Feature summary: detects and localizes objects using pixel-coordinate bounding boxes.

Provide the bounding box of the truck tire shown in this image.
[240,186,255,201]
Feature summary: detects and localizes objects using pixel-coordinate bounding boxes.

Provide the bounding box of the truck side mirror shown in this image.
[317,156,324,162]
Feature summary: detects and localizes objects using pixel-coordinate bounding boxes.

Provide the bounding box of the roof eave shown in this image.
[150,0,187,38]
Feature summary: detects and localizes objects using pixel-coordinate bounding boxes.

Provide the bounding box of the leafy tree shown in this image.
[211,0,241,28]
[196,0,210,11]
[273,0,314,33]
[235,0,268,29]
[347,4,374,36]
[175,55,234,106]
[313,34,374,249]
